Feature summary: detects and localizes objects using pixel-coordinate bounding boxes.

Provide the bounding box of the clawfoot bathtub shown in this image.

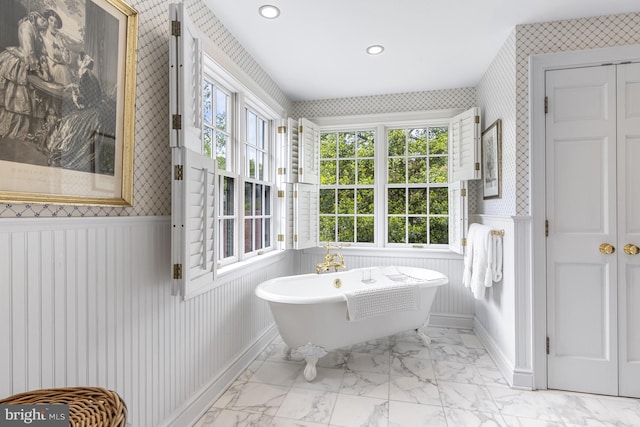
[255,266,447,380]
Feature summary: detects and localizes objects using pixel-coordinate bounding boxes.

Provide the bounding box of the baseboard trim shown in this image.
[162,325,279,427]
[474,318,533,390]
[429,313,474,329]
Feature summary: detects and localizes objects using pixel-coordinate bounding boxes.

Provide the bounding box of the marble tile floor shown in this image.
[194,327,640,427]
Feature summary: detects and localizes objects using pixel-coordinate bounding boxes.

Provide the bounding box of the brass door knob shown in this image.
[624,244,640,255]
[599,243,615,254]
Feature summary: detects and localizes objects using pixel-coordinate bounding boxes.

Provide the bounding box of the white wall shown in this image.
[0,217,294,426]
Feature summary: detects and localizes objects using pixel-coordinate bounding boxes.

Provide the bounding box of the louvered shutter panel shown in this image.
[448,180,468,254]
[277,118,299,183]
[294,183,319,249]
[449,107,481,182]
[169,2,202,152]
[298,118,320,184]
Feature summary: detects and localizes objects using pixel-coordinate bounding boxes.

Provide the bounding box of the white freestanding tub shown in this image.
[255,266,447,380]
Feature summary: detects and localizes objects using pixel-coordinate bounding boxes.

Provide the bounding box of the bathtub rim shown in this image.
[255,266,448,305]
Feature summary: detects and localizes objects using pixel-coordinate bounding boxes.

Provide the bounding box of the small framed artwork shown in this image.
[0,0,138,206]
[481,119,502,199]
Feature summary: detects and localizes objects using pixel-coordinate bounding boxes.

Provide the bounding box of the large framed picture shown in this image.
[481,119,502,199]
[0,0,138,206]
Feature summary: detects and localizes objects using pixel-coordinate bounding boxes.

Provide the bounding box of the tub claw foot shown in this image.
[283,346,292,360]
[296,343,328,381]
[416,327,431,346]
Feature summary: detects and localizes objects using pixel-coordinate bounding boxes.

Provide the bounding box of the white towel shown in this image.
[344,284,421,321]
[463,223,500,299]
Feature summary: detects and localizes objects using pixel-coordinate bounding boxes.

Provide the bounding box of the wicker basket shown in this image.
[0,387,127,427]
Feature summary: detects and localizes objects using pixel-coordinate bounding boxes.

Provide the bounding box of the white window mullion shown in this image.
[376,124,387,248]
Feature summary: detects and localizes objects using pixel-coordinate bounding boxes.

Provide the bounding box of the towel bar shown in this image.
[490,229,505,236]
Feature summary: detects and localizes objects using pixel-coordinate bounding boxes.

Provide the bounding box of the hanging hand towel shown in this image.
[463,223,494,299]
[344,284,421,321]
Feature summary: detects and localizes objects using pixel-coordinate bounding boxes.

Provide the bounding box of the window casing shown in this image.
[319,120,450,248]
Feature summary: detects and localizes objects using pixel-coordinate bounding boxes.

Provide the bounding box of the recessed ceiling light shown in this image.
[366,45,384,55]
[259,5,280,19]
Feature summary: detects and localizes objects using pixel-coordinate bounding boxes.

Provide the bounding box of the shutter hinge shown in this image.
[171,20,181,37]
[278,126,287,134]
[277,234,285,242]
[475,162,480,171]
[461,238,467,247]
[298,168,303,176]
[172,114,182,130]
[174,165,183,180]
[544,96,548,114]
[294,191,298,198]
[545,220,549,237]
[277,167,286,175]
[546,337,550,354]
[299,125,303,133]
[474,115,480,124]
[461,188,467,197]
[294,235,298,242]
[277,190,285,198]
[173,264,183,280]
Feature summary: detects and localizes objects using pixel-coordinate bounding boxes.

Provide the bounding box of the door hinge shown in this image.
[277,190,285,198]
[278,126,287,134]
[171,20,181,37]
[277,234,284,242]
[544,96,548,114]
[172,114,182,130]
[461,188,467,197]
[475,162,480,171]
[546,337,550,354]
[545,220,549,237]
[173,264,183,280]
[461,237,467,247]
[474,115,480,124]
[174,165,183,180]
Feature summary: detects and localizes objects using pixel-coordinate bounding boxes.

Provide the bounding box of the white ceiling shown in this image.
[203,0,640,102]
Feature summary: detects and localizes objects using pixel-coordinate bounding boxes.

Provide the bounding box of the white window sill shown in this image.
[300,245,463,260]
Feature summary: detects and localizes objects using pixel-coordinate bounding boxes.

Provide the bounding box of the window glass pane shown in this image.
[408,128,427,155]
[430,217,448,244]
[244,182,253,215]
[408,157,427,183]
[320,189,336,214]
[255,218,262,250]
[247,111,257,146]
[356,189,374,215]
[408,217,427,244]
[255,184,262,215]
[264,186,271,215]
[408,188,427,214]
[338,159,355,185]
[356,216,374,243]
[244,219,252,252]
[247,147,256,178]
[216,132,227,169]
[223,177,234,215]
[320,216,335,242]
[387,188,406,215]
[388,129,405,156]
[258,151,264,180]
[320,160,337,185]
[216,89,227,131]
[429,127,448,155]
[357,131,375,157]
[338,132,356,157]
[223,219,234,257]
[337,189,354,214]
[321,133,337,158]
[204,127,212,158]
[388,158,406,183]
[357,159,374,185]
[388,217,406,243]
[429,156,448,183]
[338,216,354,242]
[264,218,271,248]
[430,188,448,215]
[203,81,213,125]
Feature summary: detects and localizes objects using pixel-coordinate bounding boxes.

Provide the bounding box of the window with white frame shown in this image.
[319,121,450,248]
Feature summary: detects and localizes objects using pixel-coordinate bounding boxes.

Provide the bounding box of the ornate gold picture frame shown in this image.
[481,119,502,199]
[0,0,138,206]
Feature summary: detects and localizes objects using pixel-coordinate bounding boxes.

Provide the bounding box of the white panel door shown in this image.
[617,63,640,398]
[546,65,618,395]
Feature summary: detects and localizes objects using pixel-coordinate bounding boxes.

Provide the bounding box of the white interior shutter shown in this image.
[298,118,320,184]
[294,183,319,249]
[276,183,294,250]
[448,180,468,254]
[277,118,299,183]
[169,2,202,152]
[449,107,481,182]
[171,148,217,298]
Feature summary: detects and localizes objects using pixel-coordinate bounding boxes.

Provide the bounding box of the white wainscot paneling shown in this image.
[0,217,294,427]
